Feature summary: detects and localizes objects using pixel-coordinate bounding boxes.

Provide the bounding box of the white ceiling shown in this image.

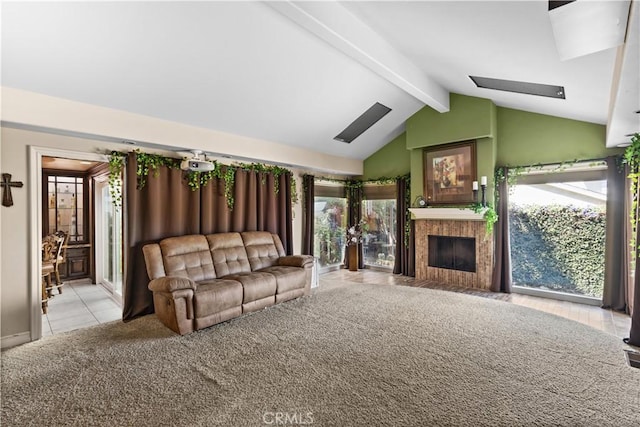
[2,1,638,164]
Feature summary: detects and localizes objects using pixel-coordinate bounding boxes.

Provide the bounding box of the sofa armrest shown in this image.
[278,255,314,268]
[148,276,197,293]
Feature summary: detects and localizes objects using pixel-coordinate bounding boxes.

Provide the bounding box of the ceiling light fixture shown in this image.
[469,76,566,99]
[548,1,575,11]
[334,102,392,144]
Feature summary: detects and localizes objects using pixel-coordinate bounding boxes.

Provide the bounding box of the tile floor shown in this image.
[42,280,122,336]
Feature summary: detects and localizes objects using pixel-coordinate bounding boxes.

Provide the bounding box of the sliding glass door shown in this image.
[361,198,396,269]
[95,178,123,302]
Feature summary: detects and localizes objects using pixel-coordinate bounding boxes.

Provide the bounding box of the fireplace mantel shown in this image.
[409,208,485,221]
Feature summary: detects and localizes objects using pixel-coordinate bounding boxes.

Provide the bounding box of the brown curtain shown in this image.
[394,176,415,276]
[345,181,364,269]
[630,248,640,346]
[302,175,315,256]
[628,164,640,346]
[199,168,292,251]
[123,153,201,320]
[491,167,512,293]
[629,229,640,346]
[602,156,629,312]
[123,160,293,320]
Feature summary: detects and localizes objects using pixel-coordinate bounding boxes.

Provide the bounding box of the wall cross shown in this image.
[2,173,24,207]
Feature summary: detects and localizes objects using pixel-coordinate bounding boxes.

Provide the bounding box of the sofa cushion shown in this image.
[160,235,216,282]
[207,233,251,277]
[224,272,277,303]
[193,279,243,319]
[241,231,282,270]
[258,266,306,294]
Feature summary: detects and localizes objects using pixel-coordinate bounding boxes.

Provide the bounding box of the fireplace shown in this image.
[428,235,476,272]
[410,208,494,290]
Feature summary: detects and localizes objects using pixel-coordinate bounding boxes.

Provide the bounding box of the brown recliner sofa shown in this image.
[143,231,314,335]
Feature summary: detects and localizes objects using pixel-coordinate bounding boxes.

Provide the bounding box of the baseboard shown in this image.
[1,332,31,350]
[512,285,602,306]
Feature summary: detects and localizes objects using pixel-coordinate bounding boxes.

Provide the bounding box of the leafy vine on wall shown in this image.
[107,151,127,208]
[107,150,298,211]
[492,158,603,237]
[623,132,640,259]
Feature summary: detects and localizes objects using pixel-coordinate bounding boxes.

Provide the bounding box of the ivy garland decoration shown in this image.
[623,132,640,259]
[107,151,127,208]
[134,149,181,189]
[471,202,498,236]
[220,165,237,209]
[107,149,298,211]
[491,158,592,237]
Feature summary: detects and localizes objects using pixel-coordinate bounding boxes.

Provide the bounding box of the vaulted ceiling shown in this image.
[2,1,638,163]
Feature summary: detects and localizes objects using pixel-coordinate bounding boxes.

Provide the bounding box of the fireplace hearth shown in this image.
[428,235,476,272]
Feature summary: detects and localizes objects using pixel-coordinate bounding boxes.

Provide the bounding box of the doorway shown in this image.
[33,149,123,338]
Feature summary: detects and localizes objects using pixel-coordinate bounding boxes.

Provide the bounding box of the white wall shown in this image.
[1,87,348,347]
[2,87,363,175]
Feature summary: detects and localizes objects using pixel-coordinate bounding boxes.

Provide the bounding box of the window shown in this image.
[46,175,86,243]
[314,182,347,269]
[361,184,397,269]
[508,162,607,300]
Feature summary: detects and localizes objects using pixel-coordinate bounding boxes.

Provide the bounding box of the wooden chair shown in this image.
[41,234,58,314]
[52,230,67,293]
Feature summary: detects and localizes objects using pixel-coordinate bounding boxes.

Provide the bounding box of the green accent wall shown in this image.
[406,93,494,149]
[362,132,410,180]
[364,93,620,207]
[406,94,497,203]
[496,107,619,166]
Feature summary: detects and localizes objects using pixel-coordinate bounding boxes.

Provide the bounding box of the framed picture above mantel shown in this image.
[423,140,477,205]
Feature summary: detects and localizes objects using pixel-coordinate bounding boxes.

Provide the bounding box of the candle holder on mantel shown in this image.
[472,181,479,204]
[481,184,487,207]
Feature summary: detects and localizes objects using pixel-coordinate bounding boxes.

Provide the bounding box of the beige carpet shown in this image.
[2,284,639,426]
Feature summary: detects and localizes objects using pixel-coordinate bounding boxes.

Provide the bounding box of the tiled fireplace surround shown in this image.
[411,209,494,290]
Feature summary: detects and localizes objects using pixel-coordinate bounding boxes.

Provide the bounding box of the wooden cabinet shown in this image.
[63,245,91,279]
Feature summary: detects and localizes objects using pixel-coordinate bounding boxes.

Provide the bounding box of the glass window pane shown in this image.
[509,179,606,298]
[314,196,347,268]
[48,211,56,235]
[72,207,81,242]
[361,199,397,269]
